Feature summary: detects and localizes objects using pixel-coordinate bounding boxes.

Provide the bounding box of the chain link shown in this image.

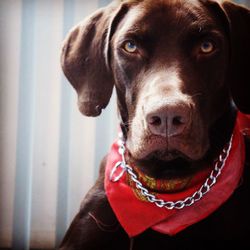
[110,134,233,210]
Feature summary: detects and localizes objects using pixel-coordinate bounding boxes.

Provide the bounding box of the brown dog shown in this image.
[60,0,250,249]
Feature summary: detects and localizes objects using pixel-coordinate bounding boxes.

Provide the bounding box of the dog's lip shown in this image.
[148,152,195,173]
[128,154,198,179]
[127,143,200,162]
[148,149,193,161]
[126,133,208,162]
[129,147,195,164]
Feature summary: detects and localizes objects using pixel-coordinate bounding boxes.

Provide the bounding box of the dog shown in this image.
[59,0,250,249]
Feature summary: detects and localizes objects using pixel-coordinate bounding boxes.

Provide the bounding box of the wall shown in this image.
[0,0,115,249]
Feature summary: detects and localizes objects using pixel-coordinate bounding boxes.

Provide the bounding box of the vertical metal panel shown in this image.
[99,0,112,7]
[12,0,36,249]
[29,0,63,248]
[0,0,21,248]
[55,0,75,247]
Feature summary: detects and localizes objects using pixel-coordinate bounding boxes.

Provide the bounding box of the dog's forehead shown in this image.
[119,0,217,34]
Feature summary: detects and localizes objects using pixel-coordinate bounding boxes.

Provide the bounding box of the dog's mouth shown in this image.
[150,149,192,162]
[128,150,202,179]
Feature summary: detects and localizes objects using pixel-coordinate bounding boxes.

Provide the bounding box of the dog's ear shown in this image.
[222,1,250,114]
[61,3,128,116]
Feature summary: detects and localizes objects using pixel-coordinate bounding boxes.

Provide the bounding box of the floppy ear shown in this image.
[61,3,127,116]
[222,1,250,114]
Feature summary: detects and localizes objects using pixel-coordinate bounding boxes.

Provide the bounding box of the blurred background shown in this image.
[0,0,249,249]
[0,0,116,249]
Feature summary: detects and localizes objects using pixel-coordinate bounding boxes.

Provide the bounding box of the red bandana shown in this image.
[105,112,250,237]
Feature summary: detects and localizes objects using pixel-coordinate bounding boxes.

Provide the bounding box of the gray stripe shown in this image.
[98,0,111,7]
[12,0,37,249]
[55,0,75,247]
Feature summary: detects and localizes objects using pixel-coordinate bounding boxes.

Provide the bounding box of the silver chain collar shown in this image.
[110,133,233,210]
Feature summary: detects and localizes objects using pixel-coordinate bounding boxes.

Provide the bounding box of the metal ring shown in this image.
[109,161,127,182]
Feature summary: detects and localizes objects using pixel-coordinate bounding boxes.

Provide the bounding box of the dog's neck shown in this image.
[206,104,237,163]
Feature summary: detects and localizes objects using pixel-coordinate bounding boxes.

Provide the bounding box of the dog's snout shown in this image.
[145,102,191,137]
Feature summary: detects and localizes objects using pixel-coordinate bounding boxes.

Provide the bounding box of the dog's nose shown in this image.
[146,103,191,137]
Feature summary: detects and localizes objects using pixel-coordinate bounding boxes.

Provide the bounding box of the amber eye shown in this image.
[123,41,137,53]
[200,41,214,54]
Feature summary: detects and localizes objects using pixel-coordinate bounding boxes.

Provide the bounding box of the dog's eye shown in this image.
[123,41,138,53]
[200,41,214,54]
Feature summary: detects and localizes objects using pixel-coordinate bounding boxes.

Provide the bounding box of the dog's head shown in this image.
[61,0,250,178]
